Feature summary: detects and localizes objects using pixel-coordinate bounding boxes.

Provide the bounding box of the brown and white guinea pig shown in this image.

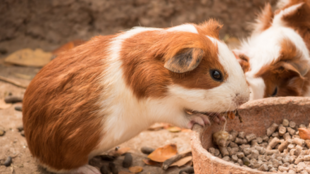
[233,0,310,100]
[22,19,249,174]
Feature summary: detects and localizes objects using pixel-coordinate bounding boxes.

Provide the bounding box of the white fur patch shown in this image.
[276,0,290,9]
[246,76,266,100]
[167,24,198,33]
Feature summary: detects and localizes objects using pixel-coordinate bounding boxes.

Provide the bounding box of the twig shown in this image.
[0,75,28,89]
[162,150,192,170]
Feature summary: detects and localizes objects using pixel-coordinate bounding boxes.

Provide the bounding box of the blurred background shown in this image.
[0,0,279,58]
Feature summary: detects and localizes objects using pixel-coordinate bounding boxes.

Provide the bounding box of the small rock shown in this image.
[108,162,118,174]
[179,167,194,174]
[4,156,12,167]
[100,165,109,174]
[122,153,132,168]
[4,96,23,104]
[0,129,5,136]
[17,125,24,132]
[14,105,22,111]
[141,147,155,155]
[99,155,115,161]
[20,130,25,137]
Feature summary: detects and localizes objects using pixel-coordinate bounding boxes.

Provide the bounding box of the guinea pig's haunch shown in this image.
[22,19,249,174]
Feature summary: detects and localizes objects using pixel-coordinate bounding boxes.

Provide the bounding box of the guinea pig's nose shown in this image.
[234,93,249,106]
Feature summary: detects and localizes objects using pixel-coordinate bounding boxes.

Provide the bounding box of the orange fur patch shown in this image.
[255,38,309,97]
[22,35,114,170]
[120,26,227,99]
[276,0,310,51]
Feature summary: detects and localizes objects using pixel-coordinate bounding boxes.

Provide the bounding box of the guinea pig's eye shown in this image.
[271,87,278,97]
[210,69,223,82]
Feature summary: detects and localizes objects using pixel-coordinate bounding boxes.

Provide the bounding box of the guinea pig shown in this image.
[22,19,249,174]
[233,0,310,100]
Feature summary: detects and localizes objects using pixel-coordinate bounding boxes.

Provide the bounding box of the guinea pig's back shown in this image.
[22,35,114,171]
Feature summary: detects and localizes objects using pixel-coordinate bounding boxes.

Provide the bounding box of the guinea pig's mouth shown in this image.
[185,110,237,129]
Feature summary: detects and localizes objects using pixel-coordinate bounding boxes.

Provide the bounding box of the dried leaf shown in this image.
[0,100,11,109]
[129,166,143,173]
[148,123,170,131]
[181,128,192,132]
[298,128,310,140]
[52,39,86,56]
[227,111,235,119]
[142,159,161,166]
[167,126,182,133]
[171,156,192,167]
[5,49,53,67]
[147,144,178,162]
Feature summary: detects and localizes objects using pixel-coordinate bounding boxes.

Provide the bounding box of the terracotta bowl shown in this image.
[191,97,310,174]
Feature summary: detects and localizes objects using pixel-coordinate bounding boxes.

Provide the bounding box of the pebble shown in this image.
[100,165,109,174]
[179,167,194,174]
[99,155,115,161]
[122,153,132,168]
[14,105,22,111]
[4,156,12,167]
[141,146,155,155]
[17,125,24,132]
[20,130,25,137]
[108,162,118,174]
[4,96,23,104]
[0,129,5,136]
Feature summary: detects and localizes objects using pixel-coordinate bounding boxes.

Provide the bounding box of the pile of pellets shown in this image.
[208,119,310,174]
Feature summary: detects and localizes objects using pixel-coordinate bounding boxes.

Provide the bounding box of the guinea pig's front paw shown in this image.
[186,111,226,129]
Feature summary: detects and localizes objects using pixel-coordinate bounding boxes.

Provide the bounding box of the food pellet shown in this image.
[208,119,310,174]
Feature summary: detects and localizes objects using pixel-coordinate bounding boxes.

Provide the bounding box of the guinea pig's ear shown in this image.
[164,48,204,73]
[279,60,309,77]
[232,49,250,73]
